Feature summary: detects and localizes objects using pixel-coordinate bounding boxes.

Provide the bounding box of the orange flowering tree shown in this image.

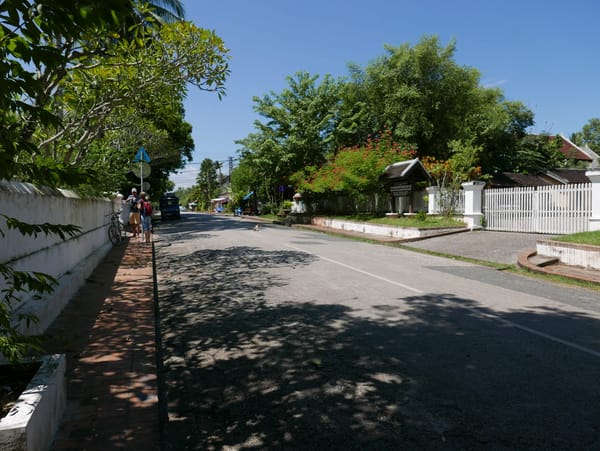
[292,130,415,200]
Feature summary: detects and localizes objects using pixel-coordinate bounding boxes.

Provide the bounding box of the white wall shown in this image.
[0,181,115,335]
[536,240,600,270]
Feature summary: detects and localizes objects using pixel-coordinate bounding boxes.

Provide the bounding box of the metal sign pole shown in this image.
[133,147,151,193]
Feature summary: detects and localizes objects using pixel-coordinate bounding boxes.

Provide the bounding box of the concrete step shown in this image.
[528,254,560,267]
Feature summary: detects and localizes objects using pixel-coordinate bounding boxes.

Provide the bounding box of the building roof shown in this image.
[487,173,550,188]
[544,168,593,184]
[487,169,591,188]
[557,135,599,162]
[379,158,431,184]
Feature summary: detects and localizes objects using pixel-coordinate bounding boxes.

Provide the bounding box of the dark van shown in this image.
[160,193,181,220]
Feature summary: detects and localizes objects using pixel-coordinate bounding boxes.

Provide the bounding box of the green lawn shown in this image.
[262,212,465,228]
[335,214,466,228]
[258,213,279,220]
[553,230,600,246]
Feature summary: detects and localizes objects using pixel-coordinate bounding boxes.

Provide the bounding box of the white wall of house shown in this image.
[0,181,115,335]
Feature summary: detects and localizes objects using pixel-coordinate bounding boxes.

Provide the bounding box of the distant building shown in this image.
[487,135,598,188]
[556,134,599,166]
[488,168,592,188]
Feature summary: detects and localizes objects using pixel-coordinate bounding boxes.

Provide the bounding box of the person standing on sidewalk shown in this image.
[126,187,141,238]
[139,192,153,244]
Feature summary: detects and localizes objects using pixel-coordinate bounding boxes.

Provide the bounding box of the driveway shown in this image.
[403,229,551,265]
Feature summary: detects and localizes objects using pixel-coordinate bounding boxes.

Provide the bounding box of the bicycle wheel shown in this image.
[108,223,122,245]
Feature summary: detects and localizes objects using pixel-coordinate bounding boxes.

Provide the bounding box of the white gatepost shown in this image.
[462,181,485,229]
[586,170,600,231]
[426,186,440,214]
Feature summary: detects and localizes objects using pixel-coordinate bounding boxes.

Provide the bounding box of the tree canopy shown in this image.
[1,0,229,195]
[191,158,221,210]
[571,118,600,152]
[235,72,342,205]
[233,35,539,209]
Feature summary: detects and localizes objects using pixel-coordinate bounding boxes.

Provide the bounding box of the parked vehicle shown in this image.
[160,193,181,220]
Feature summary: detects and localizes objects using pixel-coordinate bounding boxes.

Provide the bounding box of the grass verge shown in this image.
[552,230,600,246]
[333,214,465,228]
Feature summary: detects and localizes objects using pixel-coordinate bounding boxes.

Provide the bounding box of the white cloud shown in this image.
[482,78,507,89]
[170,165,199,189]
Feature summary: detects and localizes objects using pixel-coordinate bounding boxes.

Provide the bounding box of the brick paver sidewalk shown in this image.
[44,239,158,450]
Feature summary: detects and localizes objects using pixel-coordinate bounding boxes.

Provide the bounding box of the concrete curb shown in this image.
[0,354,66,451]
[518,249,600,285]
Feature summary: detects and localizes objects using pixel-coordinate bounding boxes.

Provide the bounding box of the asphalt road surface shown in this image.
[154,213,600,450]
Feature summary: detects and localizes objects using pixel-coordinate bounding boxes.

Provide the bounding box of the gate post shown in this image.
[586,169,600,231]
[426,186,440,214]
[462,181,485,229]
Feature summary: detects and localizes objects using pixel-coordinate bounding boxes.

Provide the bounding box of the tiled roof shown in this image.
[487,169,591,187]
[545,168,592,184]
[558,135,594,161]
[487,173,550,188]
[379,158,431,183]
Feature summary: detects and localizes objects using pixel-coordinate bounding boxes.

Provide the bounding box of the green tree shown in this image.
[351,36,484,160]
[31,19,228,194]
[0,0,138,185]
[2,0,228,192]
[467,98,534,174]
[236,72,342,206]
[230,159,257,205]
[512,134,565,173]
[195,158,220,210]
[571,118,600,152]
[335,36,534,175]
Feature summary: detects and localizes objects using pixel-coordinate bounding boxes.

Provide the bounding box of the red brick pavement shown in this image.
[44,238,158,450]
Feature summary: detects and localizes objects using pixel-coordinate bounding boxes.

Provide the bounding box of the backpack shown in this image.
[142,200,153,217]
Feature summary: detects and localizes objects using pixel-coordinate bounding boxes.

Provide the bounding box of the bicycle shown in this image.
[108,211,124,245]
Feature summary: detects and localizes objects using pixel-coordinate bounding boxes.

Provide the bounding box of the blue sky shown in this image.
[172,0,600,188]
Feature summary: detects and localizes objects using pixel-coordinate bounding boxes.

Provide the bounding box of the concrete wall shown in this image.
[0,354,66,451]
[311,217,467,240]
[536,240,600,270]
[0,180,115,335]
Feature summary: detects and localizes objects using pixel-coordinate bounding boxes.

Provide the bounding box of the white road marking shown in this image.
[286,244,423,293]
[287,243,600,359]
[472,308,600,359]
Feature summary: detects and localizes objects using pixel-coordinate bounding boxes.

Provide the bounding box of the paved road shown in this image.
[155,213,600,450]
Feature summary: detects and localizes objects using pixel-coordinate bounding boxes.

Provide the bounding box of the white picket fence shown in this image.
[483,183,592,234]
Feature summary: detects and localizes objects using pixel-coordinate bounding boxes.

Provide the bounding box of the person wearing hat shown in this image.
[126,187,141,238]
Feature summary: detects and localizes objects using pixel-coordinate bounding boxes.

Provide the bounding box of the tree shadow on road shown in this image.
[154,213,264,244]
[156,239,600,450]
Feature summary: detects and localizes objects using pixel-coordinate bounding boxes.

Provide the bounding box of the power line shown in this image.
[182,157,239,167]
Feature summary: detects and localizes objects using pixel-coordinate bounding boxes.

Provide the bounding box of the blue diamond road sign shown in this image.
[133,147,151,163]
